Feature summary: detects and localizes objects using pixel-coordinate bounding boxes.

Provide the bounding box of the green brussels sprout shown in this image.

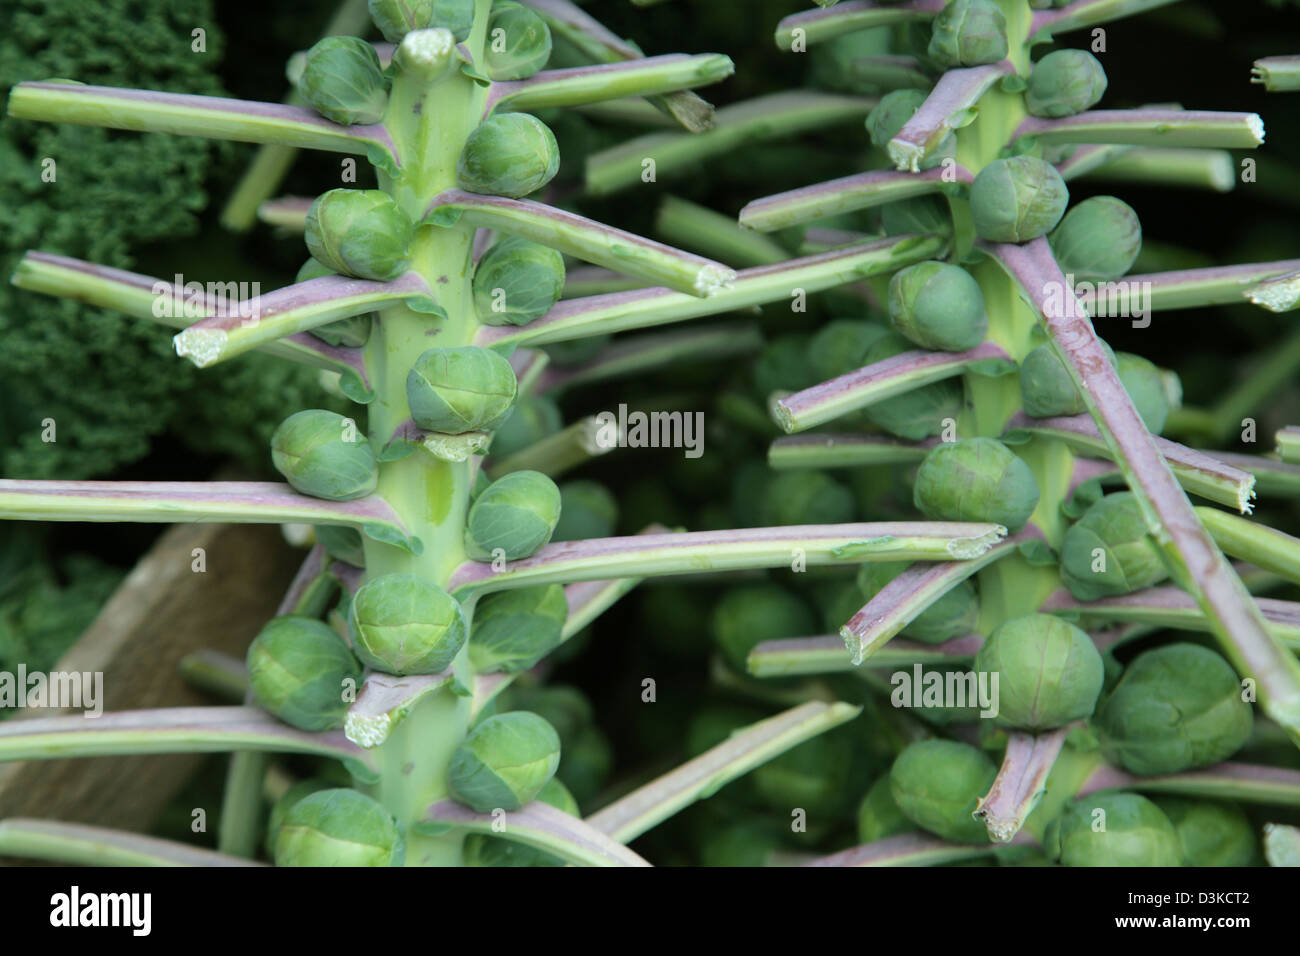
[407,346,518,434]
[816,579,871,634]
[753,730,853,814]
[754,333,817,397]
[888,260,988,352]
[858,775,916,843]
[485,1,552,81]
[927,0,1008,68]
[881,195,954,238]
[1018,340,1117,418]
[858,562,978,643]
[970,156,1070,243]
[349,573,467,675]
[1049,196,1141,284]
[556,722,612,807]
[865,90,956,169]
[304,188,415,282]
[369,0,473,43]
[862,332,964,440]
[759,470,855,526]
[464,777,577,866]
[1154,798,1259,866]
[274,788,405,866]
[468,584,568,673]
[465,470,562,560]
[711,585,815,672]
[974,613,1104,730]
[246,616,362,731]
[552,480,618,542]
[314,524,366,567]
[472,236,565,327]
[448,711,562,812]
[295,258,373,348]
[297,36,388,126]
[264,778,335,858]
[806,320,891,381]
[1116,352,1170,434]
[699,822,782,867]
[1025,49,1107,118]
[270,409,377,501]
[1060,492,1167,601]
[1045,793,1181,866]
[1095,643,1253,775]
[912,438,1041,533]
[458,113,560,198]
[889,739,997,843]
[490,395,563,459]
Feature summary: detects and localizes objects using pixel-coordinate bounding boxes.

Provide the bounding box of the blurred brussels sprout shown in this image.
[754,333,817,398]
[1045,792,1181,866]
[473,236,565,327]
[816,578,870,633]
[469,584,568,673]
[1154,798,1259,866]
[314,524,366,567]
[264,778,335,858]
[888,260,988,352]
[465,470,562,560]
[407,346,518,434]
[927,0,1008,68]
[271,409,377,501]
[349,573,467,675]
[464,777,577,866]
[699,822,782,867]
[247,616,362,731]
[274,788,404,866]
[552,481,619,542]
[1049,196,1141,284]
[1095,643,1253,775]
[1018,340,1116,418]
[760,470,855,526]
[881,195,954,237]
[974,613,1104,730]
[889,739,996,843]
[458,113,560,198]
[862,332,964,440]
[490,395,563,459]
[866,90,956,169]
[369,0,472,43]
[1116,352,1170,434]
[295,258,373,348]
[297,36,388,126]
[753,730,853,814]
[858,562,978,643]
[485,1,552,80]
[970,156,1069,243]
[1060,492,1166,601]
[912,437,1040,532]
[711,585,815,672]
[806,320,890,381]
[858,775,916,843]
[305,188,415,282]
[556,722,611,807]
[1025,49,1107,118]
[449,711,561,812]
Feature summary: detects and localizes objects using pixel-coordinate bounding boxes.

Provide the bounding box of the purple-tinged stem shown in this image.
[1015,109,1264,151]
[748,632,985,677]
[344,672,456,749]
[1031,0,1184,41]
[0,820,268,867]
[258,196,313,229]
[739,165,970,232]
[802,832,1009,867]
[1078,761,1300,807]
[423,799,651,867]
[1246,269,1300,313]
[1252,56,1300,93]
[486,54,733,115]
[1068,456,1117,497]
[889,62,1014,172]
[1075,258,1300,314]
[275,545,328,617]
[767,433,937,471]
[774,0,946,50]
[976,725,1076,843]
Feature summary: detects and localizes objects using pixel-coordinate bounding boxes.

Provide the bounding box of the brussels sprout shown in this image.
[1018,340,1117,418]
[806,320,890,381]
[1116,352,1170,434]
[472,236,565,327]
[711,585,815,672]
[297,36,388,126]
[866,90,956,169]
[449,711,562,812]
[974,613,1104,730]
[1045,793,1181,866]
[858,776,916,843]
[881,195,954,238]
[858,562,978,643]
[889,739,997,843]
[349,573,467,675]
[754,333,817,398]
[271,409,377,501]
[1049,196,1141,284]
[753,731,852,814]
[490,395,563,459]
[1060,492,1166,601]
[314,524,366,567]
[304,188,415,282]
[1025,49,1107,118]
[927,0,1008,68]
[1154,798,1259,866]
[817,579,872,634]
[458,113,560,198]
[1095,643,1253,775]
[295,258,373,348]
[552,480,619,542]
[468,584,568,673]
[912,438,1041,533]
[485,1,552,81]
[246,616,362,731]
[264,778,335,858]
[700,822,782,867]
[407,346,518,434]
[556,722,611,807]
[369,0,473,43]
[862,332,964,440]
[888,261,988,352]
[760,470,855,526]
[970,156,1069,243]
[274,788,405,866]
[465,470,562,560]
[464,777,577,866]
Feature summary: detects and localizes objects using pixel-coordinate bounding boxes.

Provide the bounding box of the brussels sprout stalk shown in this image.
[974,725,1075,842]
